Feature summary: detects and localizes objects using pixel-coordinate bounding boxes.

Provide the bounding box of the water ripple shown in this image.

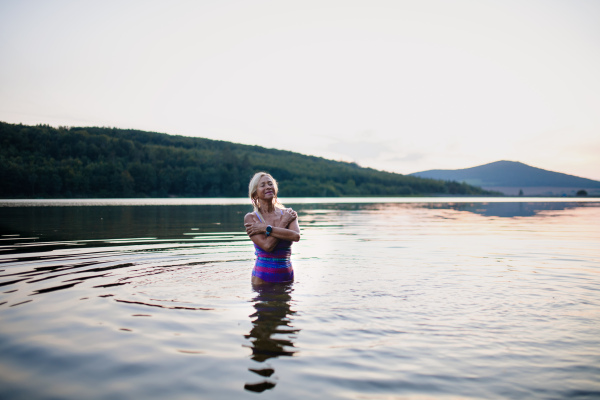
[0,201,599,399]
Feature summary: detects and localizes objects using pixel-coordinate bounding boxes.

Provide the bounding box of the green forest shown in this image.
[0,121,496,198]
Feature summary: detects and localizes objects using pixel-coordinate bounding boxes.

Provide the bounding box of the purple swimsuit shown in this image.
[252,211,294,283]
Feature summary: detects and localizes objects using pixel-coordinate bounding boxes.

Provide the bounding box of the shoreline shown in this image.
[1,196,599,207]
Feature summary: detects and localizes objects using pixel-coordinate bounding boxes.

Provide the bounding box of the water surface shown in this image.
[1,198,599,399]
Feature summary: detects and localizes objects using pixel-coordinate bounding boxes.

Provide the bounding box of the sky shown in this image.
[1,0,599,180]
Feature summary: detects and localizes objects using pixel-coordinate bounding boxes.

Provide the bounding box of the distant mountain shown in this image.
[410,160,600,196]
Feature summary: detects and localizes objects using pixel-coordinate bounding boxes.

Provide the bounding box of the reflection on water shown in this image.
[0,199,599,399]
[0,204,251,242]
[427,201,586,218]
[295,200,597,218]
[244,283,299,393]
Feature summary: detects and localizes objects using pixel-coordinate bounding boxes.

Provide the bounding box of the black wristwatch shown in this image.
[266,225,272,237]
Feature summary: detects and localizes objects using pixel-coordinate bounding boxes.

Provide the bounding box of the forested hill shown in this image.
[0,122,493,198]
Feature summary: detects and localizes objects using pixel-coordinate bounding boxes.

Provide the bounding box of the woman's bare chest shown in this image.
[259,211,282,226]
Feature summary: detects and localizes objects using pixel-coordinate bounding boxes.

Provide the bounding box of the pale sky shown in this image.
[1,0,599,180]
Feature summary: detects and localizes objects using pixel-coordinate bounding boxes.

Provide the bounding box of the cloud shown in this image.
[387,153,427,164]
[326,140,390,162]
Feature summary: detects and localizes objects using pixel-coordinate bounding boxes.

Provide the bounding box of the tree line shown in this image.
[0,121,496,198]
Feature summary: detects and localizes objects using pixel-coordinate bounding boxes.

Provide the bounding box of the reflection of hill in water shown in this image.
[3,202,599,245]
[0,204,251,242]
[295,200,598,218]
[437,202,595,218]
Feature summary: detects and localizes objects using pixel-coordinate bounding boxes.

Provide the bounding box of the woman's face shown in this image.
[256,175,276,201]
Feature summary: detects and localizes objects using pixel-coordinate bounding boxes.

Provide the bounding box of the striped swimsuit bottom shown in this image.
[252,241,294,283]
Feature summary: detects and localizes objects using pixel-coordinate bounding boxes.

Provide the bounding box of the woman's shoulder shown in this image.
[244,212,257,221]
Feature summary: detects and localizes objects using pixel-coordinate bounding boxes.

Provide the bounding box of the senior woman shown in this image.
[244,172,300,285]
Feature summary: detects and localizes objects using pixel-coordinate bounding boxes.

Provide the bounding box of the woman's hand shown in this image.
[245,221,267,236]
[281,208,298,225]
[245,208,297,238]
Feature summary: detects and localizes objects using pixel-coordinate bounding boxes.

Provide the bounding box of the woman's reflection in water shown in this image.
[244,282,300,393]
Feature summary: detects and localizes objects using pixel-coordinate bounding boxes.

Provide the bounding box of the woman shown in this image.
[244,172,300,285]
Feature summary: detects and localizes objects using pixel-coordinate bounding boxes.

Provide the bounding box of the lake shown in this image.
[1,198,599,399]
